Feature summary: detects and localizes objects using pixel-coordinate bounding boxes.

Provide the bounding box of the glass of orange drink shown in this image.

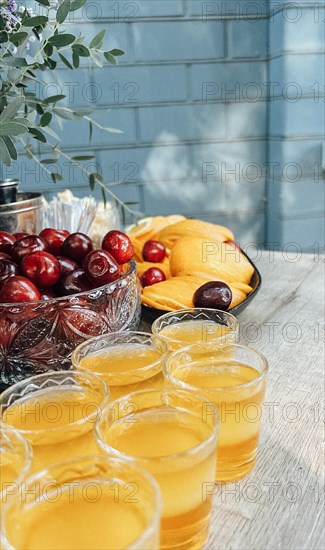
[96,388,219,550]
[2,455,161,550]
[164,343,268,482]
[72,332,168,401]
[0,371,109,473]
[152,308,238,351]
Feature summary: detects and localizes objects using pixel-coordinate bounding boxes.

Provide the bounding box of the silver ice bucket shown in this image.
[0,192,44,234]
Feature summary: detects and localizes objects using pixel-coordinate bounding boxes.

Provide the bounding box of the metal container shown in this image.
[0,179,19,205]
[0,193,44,234]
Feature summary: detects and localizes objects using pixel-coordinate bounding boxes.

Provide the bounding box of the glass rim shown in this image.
[0,261,137,308]
[164,342,269,392]
[71,331,169,382]
[0,370,109,437]
[0,422,33,497]
[95,387,219,464]
[1,454,162,550]
[151,308,238,344]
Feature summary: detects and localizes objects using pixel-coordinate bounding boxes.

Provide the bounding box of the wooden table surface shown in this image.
[142,250,325,550]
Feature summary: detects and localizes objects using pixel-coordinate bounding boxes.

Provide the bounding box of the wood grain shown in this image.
[143,251,325,550]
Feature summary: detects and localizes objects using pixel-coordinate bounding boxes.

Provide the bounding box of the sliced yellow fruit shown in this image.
[157,219,234,249]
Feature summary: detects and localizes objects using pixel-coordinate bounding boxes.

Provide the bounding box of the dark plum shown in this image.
[194,281,232,311]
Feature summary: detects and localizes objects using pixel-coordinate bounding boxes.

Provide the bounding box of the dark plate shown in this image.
[141,248,262,324]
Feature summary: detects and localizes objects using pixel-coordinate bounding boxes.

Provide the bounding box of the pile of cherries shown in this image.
[0,229,134,304]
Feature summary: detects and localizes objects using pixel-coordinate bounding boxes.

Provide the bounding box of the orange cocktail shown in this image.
[152,308,238,350]
[72,332,168,400]
[2,456,161,550]
[164,343,268,481]
[0,371,109,473]
[96,389,219,550]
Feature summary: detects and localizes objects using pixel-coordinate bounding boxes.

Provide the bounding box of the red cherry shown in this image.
[0,259,20,288]
[13,232,29,240]
[12,235,47,263]
[21,252,61,289]
[102,230,134,265]
[0,231,16,254]
[194,281,232,311]
[40,228,70,256]
[59,269,93,296]
[84,250,120,285]
[0,276,41,303]
[143,240,166,263]
[61,233,93,263]
[56,256,79,277]
[0,252,12,261]
[141,267,166,288]
[41,290,57,301]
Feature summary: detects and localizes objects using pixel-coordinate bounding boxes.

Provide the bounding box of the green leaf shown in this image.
[2,136,17,160]
[56,0,71,24]
[40,112,53,127]
[29,128,47,143]
[72,44,90,57]
[2,56,28,67]
[0,31,9,44]
[89,121,93,143]
[0,137,11,166]
[70,0,87,12]
[0,98,23,122]
[72,108,93,116]
[89,173,96,191]
[44,43,54,56]
[89,49,103,68]
[36,0,51,6]
[58,52,73,70]
[48,34,75,48]
[72,52,80,68]
[109,49,124,57]
[89,29,106,50]
[101,187,107,208]
[40,159,59,165]
[71,155,95,161]
[36,103,44,115]
[43,94,66,104]
[12,118,29,127]
[23,16,48,28]
[0,122,29,137]
[9,32,29,46]
[104,52,117,65]
[51,172,63,183]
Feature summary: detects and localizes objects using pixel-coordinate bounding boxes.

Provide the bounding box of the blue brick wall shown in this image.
[267,1,325,251]
[2,1,324,251]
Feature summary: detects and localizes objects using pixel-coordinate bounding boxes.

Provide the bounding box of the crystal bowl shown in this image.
[0,261,141,388]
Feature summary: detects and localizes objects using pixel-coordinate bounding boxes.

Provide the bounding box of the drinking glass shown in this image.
[2,455,161,550]
[0,371,109,473]
[72,331,168,400]
[164,343,268,481]
[152,308,238,350]
[96,388,219,550]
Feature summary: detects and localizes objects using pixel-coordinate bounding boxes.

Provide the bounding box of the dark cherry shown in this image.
[0,252,12,261]
[41,290,57,301]
[84,250,120,285]
[0,259,20,288]
[194,281,232,311]
[21,252,61,289]
[40,228,70,256]
[12,235,47,263]
[143,240,166,263]
[56,256,79,277]
[0,276,41,303]
[102,230,134,265]
[59,269,93,296]
[141,267,166,288]
[13,232,29,240]
[61,233,93,263]
[0,231,16,254]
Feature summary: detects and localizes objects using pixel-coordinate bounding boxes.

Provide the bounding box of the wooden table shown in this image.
[142,251,325,550]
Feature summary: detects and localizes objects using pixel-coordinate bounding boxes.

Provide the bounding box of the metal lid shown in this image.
[0,193,44,214]
[0,179,19,189]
